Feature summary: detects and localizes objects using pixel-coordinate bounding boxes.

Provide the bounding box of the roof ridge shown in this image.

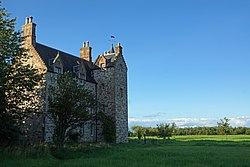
[36,42,83,60]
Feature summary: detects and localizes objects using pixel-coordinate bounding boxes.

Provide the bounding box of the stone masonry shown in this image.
[21,16,128,143]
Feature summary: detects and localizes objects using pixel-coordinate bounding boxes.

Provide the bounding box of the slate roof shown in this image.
[94,53,116,68]
[35,43,97,83]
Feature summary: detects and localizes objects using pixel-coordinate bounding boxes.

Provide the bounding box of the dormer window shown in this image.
[49,54,63,73]
[73,65,79,73]
[54,67,61,73]
[74,64,86,80]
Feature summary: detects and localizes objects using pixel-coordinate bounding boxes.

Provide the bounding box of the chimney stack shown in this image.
[115,42,122,55]
[22,16,36,47]
[80,41,92,62]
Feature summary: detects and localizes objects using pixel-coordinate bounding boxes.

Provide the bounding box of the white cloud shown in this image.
[230,116,250,127]
[129,117,159,122]
[128,116,250,128]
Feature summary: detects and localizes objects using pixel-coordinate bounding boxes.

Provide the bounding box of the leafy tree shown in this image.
[157,122,176,140]
[131,126,145,140]
[48,72,95,149]
[0,2,41,145]
[217,117,231,135]
[217,117,230,127]
[146,127,158,136]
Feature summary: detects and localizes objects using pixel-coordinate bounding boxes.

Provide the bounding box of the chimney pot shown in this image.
[29,16,33,23]
[25,17,29,24]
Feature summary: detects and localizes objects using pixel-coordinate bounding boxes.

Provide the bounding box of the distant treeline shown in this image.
[129,126,250,137]
[130,118,250,139]
[175,126,250,135]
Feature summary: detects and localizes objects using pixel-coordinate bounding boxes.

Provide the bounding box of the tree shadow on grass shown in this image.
[50,143,113,160]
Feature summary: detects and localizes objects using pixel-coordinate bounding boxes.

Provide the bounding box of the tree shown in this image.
[131,126,145,140]
[157,122,176,140]
[48,72,95,149]
[0,2,41,145]
[217,117,231,135]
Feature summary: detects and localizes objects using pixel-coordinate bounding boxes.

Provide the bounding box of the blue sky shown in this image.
[3,0,250,127]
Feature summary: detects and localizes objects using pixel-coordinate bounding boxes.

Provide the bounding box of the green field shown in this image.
[1,135,250,167]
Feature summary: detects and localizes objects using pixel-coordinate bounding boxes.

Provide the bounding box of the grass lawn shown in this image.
[1,135,250,167]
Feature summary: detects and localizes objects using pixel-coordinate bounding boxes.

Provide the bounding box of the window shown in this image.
[79,79,84,85]
[90,123,93,136]
[79,73,85,79]
[120,88,123,98]
[54,67,61,73]
[73,65,79,73]
[101,63,105,71]
[99,83,104,95]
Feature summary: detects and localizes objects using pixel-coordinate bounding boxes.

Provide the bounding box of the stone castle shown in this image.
[21,16,128,143]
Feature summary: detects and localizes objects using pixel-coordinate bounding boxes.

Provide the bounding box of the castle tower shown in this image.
[22,16,36,47]
[80,41,92,62]
[93,42,128,143]
[114,43,128,143]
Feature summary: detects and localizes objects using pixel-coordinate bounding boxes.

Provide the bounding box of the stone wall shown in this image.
[93,67,116,142]
[114,54,128,143]
[43,72,97,142]
[80,81,96,142]
[44,72,55,142]
[23,50,99,143]
[93,53,128,143]
[21,45,46,143]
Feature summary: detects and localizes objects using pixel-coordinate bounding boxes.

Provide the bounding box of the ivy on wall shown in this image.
[98,112,116,143]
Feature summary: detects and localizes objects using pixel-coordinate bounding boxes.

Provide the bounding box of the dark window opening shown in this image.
[120,88,123,98]
[79,73,85,79]
[54,67,61,73]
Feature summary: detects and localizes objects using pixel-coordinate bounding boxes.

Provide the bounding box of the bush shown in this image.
[98,112,116,143]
